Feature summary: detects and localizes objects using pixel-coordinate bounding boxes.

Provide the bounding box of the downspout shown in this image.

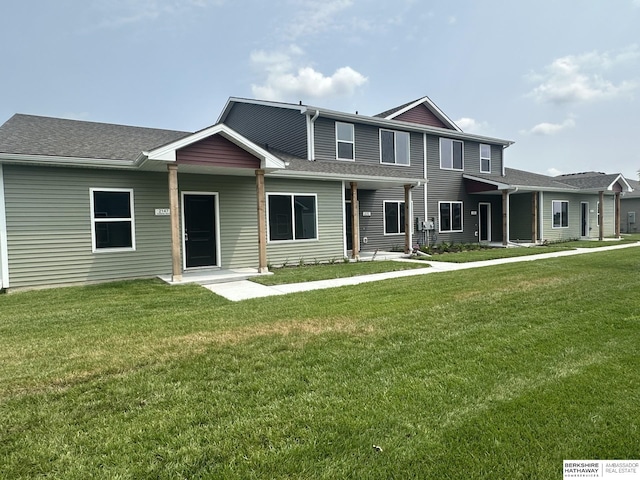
[0,163,8,289]
[423,133,428,246]
[539,191,544,241]
[306,109,319,161]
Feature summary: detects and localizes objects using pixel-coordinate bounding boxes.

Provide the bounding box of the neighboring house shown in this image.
[620,178,640,233]
[0,97,633,291]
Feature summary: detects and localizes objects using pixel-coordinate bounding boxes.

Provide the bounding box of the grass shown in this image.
[252,260,428,285]
[1,247,640,478]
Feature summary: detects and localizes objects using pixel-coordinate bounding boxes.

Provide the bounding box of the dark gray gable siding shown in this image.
[224,103,308,158]
[314,117,424,178]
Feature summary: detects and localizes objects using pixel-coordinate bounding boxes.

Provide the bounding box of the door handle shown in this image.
[184,232,188,241]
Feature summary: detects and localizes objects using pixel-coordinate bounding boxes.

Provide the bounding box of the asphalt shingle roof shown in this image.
[470,168,580,190]
[0,114,190,161]
[555,171,622,190]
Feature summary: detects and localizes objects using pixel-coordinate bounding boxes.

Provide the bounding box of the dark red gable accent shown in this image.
[177,134,261,168]
[612,181,623,193]
[392,104,452,129]
[465,178,499,193]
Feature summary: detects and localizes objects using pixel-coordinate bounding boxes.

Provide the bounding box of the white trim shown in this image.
[266,192,319,243]
[539,191,544,240]
[0,153,135,169]
[0,164,9,288]
[480,144,491,173]
[379,129,410,166]
[439,138,464,171]
[335,122,355,161]
[181,191,221,270]
[383,200,406,236]
[423,133,428,229]
[145,123,286,169]
[609,174,633,192]
[90,187,136,253]
[478,202,491,242]
[438,200,464,233]
[551,199,569,228]
[217,97,307,123]
[267,169,423,187]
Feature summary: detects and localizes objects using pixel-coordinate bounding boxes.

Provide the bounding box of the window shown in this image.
[90,188,135,251]
[439,201,463,232]
[480,144,491,173]
[336,122,355,160]
[268,194,317,242]
[384,201,406,234]
[597,201,600,226]
[552,200,569,228]
[440,138,464,170]
[380,129,410,165]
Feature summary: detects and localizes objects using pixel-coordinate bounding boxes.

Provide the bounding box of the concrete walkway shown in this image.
[203,242,640,301]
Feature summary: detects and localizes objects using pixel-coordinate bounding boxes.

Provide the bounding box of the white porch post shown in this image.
[599,191,604,241]
[404,184,412,253]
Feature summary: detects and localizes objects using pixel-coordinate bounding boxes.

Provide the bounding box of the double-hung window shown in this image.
[384,201,406,235]
[440,138,464,170]
[268,194,317,242]
[380,129,410,165]
[552,200,569,228]
[480,144,491,173]
[90,188,135,252]
[336,122,355,160]
[439,201,463,232]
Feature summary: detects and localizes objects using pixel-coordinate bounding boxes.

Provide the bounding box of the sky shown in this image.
[2,0,640,179]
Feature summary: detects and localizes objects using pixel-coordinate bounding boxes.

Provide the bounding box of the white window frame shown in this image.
[552,200,569,228]
[438,201,463,233]
[266,193,319,243]
[90,187,136,253]
[440,138,464,171]
[335,122,355,161]
[480,144,491,173]
[383,200,406,235]
[379,129,410,166]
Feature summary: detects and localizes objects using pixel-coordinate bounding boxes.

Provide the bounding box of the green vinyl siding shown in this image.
[176,174,259,269]
[4,165,172,289]
[264,178,344,265]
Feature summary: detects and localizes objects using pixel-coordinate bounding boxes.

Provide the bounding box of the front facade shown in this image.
[0,97,633,291]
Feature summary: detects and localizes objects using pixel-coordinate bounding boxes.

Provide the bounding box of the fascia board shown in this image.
[609,174,633,192]
[0,153,135,168]
[217,97,307,123]
[268,169,426,186]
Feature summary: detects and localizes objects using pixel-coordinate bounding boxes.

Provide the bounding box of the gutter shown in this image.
[0,153,136,169]
[306,109,320,160]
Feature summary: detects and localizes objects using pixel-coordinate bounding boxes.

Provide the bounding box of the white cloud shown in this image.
[547,167,564,176]
[520,118,576,136]
[526,46,639,105]
[287,0,353,39]
[454,117,488,133]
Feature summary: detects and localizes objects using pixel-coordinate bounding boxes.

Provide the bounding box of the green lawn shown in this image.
[1,248,639,479]
[252,260,428,285]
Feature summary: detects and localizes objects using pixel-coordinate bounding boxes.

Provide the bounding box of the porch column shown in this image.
[256,169,268,273]
[599,190,604,241]
[168,164,182,282]
[615,192,621,238]
[502,189,509,246]
[531,191,538,243]
[350,182,359,260]
[404,184,412,253]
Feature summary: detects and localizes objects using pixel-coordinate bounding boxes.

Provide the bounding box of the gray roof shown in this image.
[374,98,421,119]
[0,114,190,161]
[468,168,580,191]
[555,171,623,190]
[269,149,423,181]
[623,178,640,198]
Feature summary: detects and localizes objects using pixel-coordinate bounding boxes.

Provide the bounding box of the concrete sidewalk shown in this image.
[202,242,640,301]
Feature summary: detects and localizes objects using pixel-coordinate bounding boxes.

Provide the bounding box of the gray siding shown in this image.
[314,117,425,178]
[264,178,344,265]
[621,198,640,233]
[510,193,533,241]
[224,103,308,158]
[354,186,426,252]
[4,165,172,289]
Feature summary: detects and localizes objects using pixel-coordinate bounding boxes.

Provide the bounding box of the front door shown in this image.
[478,202,491,242]
[184,194,217,268]
[581,202,589,237]
[345,201,353,250]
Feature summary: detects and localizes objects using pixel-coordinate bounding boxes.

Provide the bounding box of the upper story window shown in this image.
[336,122,355,160]
[267,193,318,242]
[552,200,569,228]
[380,129,410,166]
[440,138,464,170]
[90,188,136,252]
[480,144,491,173]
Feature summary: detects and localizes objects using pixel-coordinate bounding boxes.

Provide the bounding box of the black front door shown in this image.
[345,201,353,250]
[184,194,217,268]
[479,203,490,242]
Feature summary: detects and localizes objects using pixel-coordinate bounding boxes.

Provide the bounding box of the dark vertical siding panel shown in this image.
[224,103,308,158]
